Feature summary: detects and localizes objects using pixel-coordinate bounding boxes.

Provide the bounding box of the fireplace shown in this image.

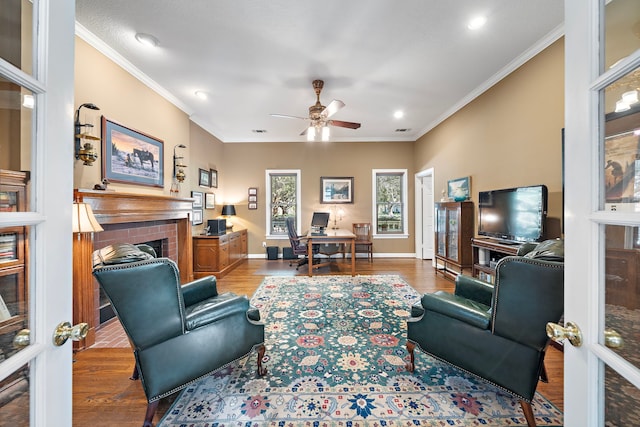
[98,237,168,324]
[72,189,194,349]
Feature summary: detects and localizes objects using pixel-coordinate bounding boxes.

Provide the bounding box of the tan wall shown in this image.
[414,38,565,238]
[74,35,565,257]
[74,37,191,194]
[220,141,415,255]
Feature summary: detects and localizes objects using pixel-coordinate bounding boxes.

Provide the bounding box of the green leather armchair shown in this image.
[406,239,564,427]
[92,244,266,427]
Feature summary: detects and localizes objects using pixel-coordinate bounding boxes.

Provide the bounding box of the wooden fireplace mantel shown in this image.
[72,189,194,349]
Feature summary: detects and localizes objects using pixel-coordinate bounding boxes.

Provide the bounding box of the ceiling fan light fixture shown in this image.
[322,126,330,141]
[307,126,316,141]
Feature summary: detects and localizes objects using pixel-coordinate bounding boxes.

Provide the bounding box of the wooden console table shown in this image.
[193,229,248,279]
[471,237,522,283]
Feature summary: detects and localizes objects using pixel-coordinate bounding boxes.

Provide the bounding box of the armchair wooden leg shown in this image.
[257,344,267,376]
[520,400,537,427]
[130,364,139,380]
[405,341,416,372]
[142,400,159,427]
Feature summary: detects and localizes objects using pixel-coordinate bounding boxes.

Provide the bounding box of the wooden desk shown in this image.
[307,229,356,276]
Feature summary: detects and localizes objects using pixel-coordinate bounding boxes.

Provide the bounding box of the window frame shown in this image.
[265,169,301,239]
[372,169,409,238]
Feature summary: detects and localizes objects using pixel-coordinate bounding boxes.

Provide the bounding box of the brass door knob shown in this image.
[604,328,624,349]
[53,322,89,346]
[13,329,30,348]
[546,321,583,347]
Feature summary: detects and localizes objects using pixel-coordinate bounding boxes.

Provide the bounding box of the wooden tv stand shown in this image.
[471,238,523,283]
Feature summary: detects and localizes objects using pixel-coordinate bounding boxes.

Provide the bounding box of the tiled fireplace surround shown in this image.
[73,189,194,349]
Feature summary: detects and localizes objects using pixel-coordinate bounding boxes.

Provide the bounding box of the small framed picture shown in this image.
[248,195,257,203]
[248,187,258,196]
[192,209,203,225]
[205,193,215,209]
[248,202,258,210]
[447,176,471,201]
[191,191,203,208]
[198,169,210,187]
[210,169,218,188]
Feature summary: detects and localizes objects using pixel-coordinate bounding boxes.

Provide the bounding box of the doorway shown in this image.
[415,169,434,261]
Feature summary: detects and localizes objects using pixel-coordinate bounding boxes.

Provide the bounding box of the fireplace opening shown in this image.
[99,238,168,324]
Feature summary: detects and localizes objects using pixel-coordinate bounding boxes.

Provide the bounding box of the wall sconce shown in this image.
[74,103,101,166]
[173,144,187,182]
[221,205,236,229]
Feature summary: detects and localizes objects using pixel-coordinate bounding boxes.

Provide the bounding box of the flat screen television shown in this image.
[477,185,548,243]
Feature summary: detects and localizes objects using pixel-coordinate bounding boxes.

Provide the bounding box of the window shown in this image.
[266,169,301,237]
[372,169,408,237]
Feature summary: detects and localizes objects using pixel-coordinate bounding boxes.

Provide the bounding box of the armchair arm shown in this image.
[454,274,494,307]
[184,293,250,330]
[421,291,491,329]
[181,276,218,307]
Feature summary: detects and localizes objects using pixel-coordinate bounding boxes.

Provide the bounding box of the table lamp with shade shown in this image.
[221,205,236,229]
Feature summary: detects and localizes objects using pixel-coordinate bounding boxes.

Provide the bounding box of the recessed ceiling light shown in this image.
[194,90,208,100]
[468,16,487,30]
[135,32,159,48]
[394,110,404,119]
[395,128,411,132]
[252,129,267,133]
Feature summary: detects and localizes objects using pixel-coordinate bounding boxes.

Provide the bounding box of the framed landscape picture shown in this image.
[210,169,218,188]
[321,177,354,204]
[447,176,470,201]
[101,117,164,187]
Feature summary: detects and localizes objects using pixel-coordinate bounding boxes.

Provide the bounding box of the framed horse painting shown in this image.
[101,117,164,187]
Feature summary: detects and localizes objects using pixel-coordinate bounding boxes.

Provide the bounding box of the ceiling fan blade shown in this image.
[270,113,308,120]
[328,120,361,129]
[321,100,345,118]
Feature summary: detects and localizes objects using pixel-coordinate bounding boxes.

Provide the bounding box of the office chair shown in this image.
[286,217,316,269]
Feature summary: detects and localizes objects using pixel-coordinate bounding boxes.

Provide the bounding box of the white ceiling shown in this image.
[75,0,564,143]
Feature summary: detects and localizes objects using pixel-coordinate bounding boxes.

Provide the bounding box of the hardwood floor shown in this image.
[73,258,563,426]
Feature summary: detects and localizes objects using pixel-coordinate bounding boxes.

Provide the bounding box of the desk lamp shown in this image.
[221,205,236,229]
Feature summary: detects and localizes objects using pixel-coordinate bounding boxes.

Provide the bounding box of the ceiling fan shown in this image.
[271,80,361,141]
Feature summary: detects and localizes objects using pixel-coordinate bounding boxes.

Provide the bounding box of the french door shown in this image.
[563,0,640,425]
[0,1,76,425]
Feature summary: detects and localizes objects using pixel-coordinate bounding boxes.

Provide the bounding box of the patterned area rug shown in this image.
[158,275,563,426]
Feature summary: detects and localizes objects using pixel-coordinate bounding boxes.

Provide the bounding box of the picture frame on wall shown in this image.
[198,168,210,187]
[192,209,203,225]
[321,176,354,204]
[248,202,257,210]
[191,191,203,208]
[205,193,215,209]
[210,169,218,188]
[447,176,471,201]
[101,117,164,187]
[248,195,257,203]
[248,187,258,196]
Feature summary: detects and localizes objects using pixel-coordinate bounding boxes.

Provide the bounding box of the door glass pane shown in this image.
[0,77,34,179]
[604,225,639,370]
[0,0,34,75]
[602,66,640,211]
[0,363,29,426]
[604,0,640,71]
[604,364,640,426]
